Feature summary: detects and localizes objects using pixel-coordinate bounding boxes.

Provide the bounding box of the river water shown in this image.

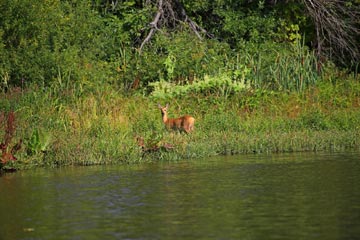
[0,152,359,240]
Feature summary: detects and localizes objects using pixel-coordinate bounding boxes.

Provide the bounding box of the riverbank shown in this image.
[1,77,360,170]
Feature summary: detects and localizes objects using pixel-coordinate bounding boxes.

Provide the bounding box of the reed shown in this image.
[233,39,319,91]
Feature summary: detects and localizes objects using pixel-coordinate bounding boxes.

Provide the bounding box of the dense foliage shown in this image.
[1,0,358,92]
[1,0,360,170]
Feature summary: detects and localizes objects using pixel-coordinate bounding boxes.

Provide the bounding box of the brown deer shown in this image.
[158,104,195,134]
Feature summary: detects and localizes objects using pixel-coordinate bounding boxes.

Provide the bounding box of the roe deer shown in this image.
[158,103,195,134]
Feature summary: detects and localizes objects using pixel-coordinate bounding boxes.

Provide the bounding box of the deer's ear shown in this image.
[166,103,169,108]
[158,103,162,109]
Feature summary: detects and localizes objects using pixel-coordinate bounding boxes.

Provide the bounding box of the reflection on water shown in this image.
[0,152,359,240]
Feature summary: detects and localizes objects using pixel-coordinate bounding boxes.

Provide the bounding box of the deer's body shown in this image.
[158,104,195,133]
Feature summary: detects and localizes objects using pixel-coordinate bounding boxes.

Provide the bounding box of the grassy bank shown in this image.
[1,77,360,170]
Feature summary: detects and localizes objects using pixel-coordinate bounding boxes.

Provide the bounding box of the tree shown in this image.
[136,0,359,66]
[302,0,360,66]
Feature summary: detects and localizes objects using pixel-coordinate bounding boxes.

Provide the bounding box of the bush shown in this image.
[149,72,249,99]
[0,0,121,87]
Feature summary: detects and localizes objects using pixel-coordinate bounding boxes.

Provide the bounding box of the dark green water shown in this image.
[0,152,359,240]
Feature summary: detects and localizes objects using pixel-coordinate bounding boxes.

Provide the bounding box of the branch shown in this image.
[303,0,360,64]
[174,0,211,39]
[139,28,157,53]
[139,0,163,53]
[138,0,211,53]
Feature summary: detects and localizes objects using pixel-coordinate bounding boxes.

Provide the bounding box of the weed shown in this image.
[0,111,22,170]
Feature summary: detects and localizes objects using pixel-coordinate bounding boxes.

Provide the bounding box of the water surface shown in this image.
[0,152,359,240]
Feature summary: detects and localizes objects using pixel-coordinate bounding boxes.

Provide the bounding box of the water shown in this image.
[0,152,359,240]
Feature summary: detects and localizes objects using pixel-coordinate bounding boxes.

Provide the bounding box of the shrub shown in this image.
[149,72,249,99]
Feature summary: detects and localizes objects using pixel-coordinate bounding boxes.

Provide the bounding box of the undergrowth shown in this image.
[1,73,360,171]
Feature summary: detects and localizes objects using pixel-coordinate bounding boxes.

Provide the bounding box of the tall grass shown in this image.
[231,40,319,91]
[1,72,360,171]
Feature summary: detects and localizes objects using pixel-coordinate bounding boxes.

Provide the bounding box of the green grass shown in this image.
[1,77,360,170]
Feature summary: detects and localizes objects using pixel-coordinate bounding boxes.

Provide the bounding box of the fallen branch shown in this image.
[139,0,211,53]
[139,0,163,53]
